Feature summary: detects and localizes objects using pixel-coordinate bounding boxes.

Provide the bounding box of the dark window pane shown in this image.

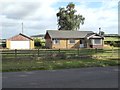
[80,40,82,44]
[53,39,60,44]
[69,39,75,44]
[94,39,101,44]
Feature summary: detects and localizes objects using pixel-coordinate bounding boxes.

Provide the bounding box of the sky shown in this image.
[0,0,119,39]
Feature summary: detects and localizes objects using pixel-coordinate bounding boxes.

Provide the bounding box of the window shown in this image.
[69,39,75,44]
[94,39,101,44]
[53,39,60,44]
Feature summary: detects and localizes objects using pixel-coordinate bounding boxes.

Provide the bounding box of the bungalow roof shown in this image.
[46,30,94,39]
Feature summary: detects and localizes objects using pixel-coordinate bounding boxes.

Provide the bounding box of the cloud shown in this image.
[1,0,58,38]
[1,2,45,19]
[75,0,118,33]
[0,0,119,39]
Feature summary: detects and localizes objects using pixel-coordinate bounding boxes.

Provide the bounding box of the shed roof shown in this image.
[7,33,33,41]
[46,30,94,39]
[31,34,45,37]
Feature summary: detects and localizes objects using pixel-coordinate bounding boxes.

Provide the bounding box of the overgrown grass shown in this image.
[2,58,119,72]
[2,48,120,72]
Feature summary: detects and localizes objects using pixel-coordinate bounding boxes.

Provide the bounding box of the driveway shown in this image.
[2,66,118,88]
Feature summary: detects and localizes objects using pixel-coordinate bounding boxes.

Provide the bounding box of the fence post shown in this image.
[38,48,39,57]
[58,49,60,53]
[78,48,80,55]
[95,48,97,53]
[15,49,17,58]
[112,46,114,56]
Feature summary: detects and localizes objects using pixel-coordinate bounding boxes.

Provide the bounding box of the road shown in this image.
[2,66,118,88]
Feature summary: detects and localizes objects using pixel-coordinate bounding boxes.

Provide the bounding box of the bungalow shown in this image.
[6,33,34,49]
[44,30,104,49]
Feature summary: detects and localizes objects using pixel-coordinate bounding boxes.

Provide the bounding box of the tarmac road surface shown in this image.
[2,66,118,88]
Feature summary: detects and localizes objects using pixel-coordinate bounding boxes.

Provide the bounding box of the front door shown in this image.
[80,39,84,48]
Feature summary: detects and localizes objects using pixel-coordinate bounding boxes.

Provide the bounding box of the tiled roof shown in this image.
[7,33,33,41]
[46,30,94,39]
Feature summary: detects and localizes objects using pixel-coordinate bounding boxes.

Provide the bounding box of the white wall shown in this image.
[10,41,30,49]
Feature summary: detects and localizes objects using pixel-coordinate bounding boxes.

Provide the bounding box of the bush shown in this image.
[56,52,66,59]
[114,41,120,47]
[110,41,115,46]
[108,41,120,47]
[34,38,45,48]
[43,52,66,60]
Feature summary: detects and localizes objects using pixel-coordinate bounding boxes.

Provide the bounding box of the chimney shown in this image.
[99,27,101,35]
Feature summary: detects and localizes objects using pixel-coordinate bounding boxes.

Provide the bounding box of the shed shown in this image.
[6,33,34,49]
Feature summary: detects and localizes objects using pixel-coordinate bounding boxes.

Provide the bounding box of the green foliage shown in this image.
[56,2,85,30]
[34,38,45,48]
[110,41,115,46]
[108,41,120,47]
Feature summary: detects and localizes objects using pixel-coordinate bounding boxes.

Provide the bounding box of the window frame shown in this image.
[93,39,102,45]
[53,39,60,44]
[69,39,75,44]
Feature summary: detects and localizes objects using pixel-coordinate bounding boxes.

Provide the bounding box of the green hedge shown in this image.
[105,41,120,47]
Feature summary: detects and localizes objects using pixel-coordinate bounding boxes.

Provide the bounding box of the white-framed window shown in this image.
[94,39,101,45]
[53,39,60,44]
[69,39,75,44]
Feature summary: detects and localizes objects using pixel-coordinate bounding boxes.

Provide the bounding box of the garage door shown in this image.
[10,41,30,49]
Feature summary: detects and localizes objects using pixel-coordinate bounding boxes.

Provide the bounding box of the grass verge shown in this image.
[2,58,119,72]
[2,47,119,72]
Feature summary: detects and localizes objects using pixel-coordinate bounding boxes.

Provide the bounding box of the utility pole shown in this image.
[22,22,23,34]
[99,27,101,35]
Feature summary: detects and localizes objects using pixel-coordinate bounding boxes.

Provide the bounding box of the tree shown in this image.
[56,2,85,30]
[34,38,45,48]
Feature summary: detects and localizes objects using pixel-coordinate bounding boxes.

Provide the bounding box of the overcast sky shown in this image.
[0,0,119,39]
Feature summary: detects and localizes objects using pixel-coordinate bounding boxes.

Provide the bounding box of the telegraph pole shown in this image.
[22,22,23,34]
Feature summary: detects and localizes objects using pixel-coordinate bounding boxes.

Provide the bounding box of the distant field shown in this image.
[104,37,119,41]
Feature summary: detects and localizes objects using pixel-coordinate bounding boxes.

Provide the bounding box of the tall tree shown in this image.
[56,2,85,30]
